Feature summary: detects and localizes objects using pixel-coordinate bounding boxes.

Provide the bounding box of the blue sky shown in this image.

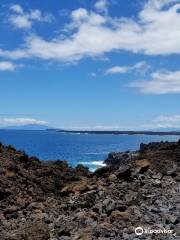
[1,0,180,130]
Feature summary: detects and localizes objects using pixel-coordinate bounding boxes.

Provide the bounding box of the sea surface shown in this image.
[0,130,179,171]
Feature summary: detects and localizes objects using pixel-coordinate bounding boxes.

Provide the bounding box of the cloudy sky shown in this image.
[1,0,180,130]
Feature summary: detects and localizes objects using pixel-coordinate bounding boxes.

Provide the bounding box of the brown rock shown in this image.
[22,221,50,240]
[111,210,130,220]
[134,159,150,173]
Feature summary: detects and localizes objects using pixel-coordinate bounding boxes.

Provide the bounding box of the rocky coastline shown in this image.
[0,141,180,240]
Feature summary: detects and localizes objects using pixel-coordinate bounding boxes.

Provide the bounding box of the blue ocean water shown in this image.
[0,130,179,171]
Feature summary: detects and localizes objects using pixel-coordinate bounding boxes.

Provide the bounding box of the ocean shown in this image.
[0,130,179,171]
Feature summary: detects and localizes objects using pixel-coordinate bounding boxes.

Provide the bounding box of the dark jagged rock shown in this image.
[114,165,131,180]
[104,151,132,166]
[0,141,180,240]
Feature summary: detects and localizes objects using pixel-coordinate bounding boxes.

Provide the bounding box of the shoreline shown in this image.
[2,129,180,136]
[56,129,180,136]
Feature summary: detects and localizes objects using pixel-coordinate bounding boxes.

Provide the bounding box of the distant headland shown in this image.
[55,129,180,136]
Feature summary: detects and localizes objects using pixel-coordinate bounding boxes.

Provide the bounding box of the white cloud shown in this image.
[0,61,16,71]
[95,0,108,13]
[106,66,129,74]
[131,70,180,94]
[9,15,32,29]
[105,61,148,75]
[153,115,180,124]
[143,115,180,129]
[9,4,54,29]
[1,1,180,61]
[10,4,24,14]
[71,8,89,22]
[0,118,48,126]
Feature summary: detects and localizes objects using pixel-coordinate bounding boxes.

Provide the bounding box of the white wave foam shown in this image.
[89,167,97,172]
[78,161,106,167]
[68,132,81,135]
